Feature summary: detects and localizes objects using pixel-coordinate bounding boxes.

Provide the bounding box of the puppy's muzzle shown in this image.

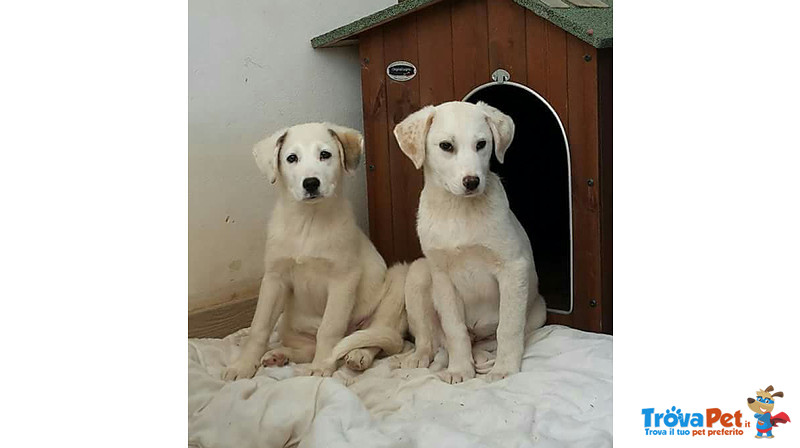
[462,175,480,193]
[303,177,321,195]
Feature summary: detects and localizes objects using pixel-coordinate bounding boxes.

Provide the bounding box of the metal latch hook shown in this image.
[491,69,510,83]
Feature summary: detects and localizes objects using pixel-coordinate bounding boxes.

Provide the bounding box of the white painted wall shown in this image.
[189,0,394,310]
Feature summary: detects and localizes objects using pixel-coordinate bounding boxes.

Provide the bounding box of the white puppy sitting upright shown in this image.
[223,122,404,380]
[395,102,547,384]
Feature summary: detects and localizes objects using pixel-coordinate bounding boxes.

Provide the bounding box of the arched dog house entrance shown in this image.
[464,81,573,314]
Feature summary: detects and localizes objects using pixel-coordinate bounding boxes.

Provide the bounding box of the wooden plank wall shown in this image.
[384,16,425,263]
[359,0,609,333]
[451,0,489,98]
[556,37,602,332]
[360,29,395,263]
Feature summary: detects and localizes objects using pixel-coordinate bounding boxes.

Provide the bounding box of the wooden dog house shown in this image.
[314,0,612,334]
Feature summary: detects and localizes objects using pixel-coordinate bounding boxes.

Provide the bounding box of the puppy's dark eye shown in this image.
[439,141,453,152]
[320,150,332,160]
[476,140,487,150]
[286,154,298,163]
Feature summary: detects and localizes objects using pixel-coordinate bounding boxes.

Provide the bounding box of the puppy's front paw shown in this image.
[437,367,475,384]
[400,350,432,369]
[222,358,259,381]
[261,349,288,367]
[344,348,375,371]
[485,365,519,382]
[298,362,336,377]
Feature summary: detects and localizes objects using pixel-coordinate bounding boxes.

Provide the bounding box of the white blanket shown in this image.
[189,325,612,448]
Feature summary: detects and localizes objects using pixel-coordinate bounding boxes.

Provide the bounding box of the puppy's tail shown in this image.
[330,263,410,360]
[330,327,404,361]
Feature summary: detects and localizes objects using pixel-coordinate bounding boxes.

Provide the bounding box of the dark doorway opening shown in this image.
[464,82,573,313]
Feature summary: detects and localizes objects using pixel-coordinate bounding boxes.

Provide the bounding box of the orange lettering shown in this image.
[721,413,732,427]
[706,408,721,427]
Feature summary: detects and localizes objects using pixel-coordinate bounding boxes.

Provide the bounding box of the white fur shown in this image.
[329,263,409,371]
[223,123,405,380]
[395,102,547,384]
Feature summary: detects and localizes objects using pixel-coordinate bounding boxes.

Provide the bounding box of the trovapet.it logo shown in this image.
[641,406,745,437]
[641,384,792,439]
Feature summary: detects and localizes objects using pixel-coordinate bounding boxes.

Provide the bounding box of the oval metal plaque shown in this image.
[386,61,416,82]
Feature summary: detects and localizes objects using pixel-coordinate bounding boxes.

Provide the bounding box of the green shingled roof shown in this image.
[311,0,612,49]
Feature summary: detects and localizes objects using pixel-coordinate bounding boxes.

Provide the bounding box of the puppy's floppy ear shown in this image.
[393,105,435,170]
[253,127,289,184]
[772,391,784,398]
[326,124,363,174]
[477,101,515,164]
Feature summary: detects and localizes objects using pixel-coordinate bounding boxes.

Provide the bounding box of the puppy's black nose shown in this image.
[462,176,480,192]
[303,177,320,193]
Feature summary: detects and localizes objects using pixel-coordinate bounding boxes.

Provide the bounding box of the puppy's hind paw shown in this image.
[386,354,403,369]
[400,351,432,369]
[297,363,336,377]
[344,348,375,371]
[485,366,518,382]
[341,375,358,387]
[261,350,288,367]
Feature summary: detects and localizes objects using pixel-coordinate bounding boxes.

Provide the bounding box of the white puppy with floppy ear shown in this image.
[395,101,547,383]
[223,122,406,380]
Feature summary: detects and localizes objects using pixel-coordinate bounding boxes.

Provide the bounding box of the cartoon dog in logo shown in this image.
[747,385,791,438]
